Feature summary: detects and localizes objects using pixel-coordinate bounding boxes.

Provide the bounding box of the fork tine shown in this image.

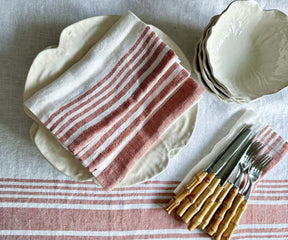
[246,142,264,161]
[251,154,265,168]
[259,156,273,170]
[252,154,272,171]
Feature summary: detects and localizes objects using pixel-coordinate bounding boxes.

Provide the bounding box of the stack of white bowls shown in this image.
[193,0,288,103]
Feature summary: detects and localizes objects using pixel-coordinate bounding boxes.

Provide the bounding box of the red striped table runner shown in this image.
[0,178,287,239]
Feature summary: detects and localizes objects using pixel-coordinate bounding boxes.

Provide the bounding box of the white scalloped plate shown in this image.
[23,15,199,187]
[206,0,288,102]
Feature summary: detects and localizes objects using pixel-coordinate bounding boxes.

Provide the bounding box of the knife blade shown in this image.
[176,125,253,218]
[184,129,256,226]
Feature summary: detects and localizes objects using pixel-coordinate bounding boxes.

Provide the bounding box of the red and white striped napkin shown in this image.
[25,11,205,191]
[175,110,288,193]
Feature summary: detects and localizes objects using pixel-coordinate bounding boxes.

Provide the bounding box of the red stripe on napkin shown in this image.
[66,48,177,154]
[44,26,151,127]
[96,78,205,191]
[53,34,161,138]
[49,31,157,133]
[59,40,168,144]
[255,127,288,177]
[81,65,189,171]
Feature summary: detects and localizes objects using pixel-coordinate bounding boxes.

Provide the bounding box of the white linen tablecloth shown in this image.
[0,0,287,239]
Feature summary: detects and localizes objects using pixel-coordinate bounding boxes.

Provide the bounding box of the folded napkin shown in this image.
[175,110,288,194]
[25,11,205,191]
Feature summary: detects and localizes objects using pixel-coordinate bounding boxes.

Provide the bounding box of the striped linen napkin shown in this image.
[24,11,205,191]
[175,110,288,193]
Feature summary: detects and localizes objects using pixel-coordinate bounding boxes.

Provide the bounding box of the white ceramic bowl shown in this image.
[206,0,288,102]
[193,15,235,102]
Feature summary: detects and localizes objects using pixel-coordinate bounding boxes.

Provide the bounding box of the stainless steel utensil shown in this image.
[165,124,251,214]
[215,154,273,240]
[186,137,255,230]
[206,141,264,235]
[175,125,253,218]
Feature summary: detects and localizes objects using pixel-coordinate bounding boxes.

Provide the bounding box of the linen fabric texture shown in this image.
[25,11,205,191]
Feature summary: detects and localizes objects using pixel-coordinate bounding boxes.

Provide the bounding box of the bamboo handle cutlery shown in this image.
[164,124,273,239]
[164,170,207,214]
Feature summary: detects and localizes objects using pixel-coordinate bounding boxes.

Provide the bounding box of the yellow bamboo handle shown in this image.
[183,177,220,224]
[199,182,233,230]
[188,184,223,232]
[176,172,215,217]
[164,170,207,214]
[206,185,239,236]
[222,200,248,240]
[213,194,244,239]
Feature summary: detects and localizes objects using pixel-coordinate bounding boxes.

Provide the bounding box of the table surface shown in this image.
[1,1,288,239]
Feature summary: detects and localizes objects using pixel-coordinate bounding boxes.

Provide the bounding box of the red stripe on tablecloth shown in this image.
[0,191,174,197]
[2,234,288,240]
[0,179,287,192]
[2,230,288,240]
[0,234,209,240]
[49,31,156,133]
[0,185,175,191]
[235,228,288,234]
[63,42,171,153]
[254,189,288,193]
[1,196,287,204]
[0,178,181,185]
[261,179,288,183]
[233,235,288,240]
[0,197,169,205]
[239,204,288,225]
[0,184,288,194]
[250,195,288,200]
[84,66,189,171]
[1,178,288,184]
[1,234,288,240]
[256,184,288,188]
[1,205,287,231]
[0,189,287,197]
[96,78,205,191]
[0,208,185,231]
[55,36,162,141]
[44,26,150,127]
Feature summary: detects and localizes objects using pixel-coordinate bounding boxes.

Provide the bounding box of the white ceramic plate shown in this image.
[206,0,288,102]
[193,16,234,102]
[24,15,199,186]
